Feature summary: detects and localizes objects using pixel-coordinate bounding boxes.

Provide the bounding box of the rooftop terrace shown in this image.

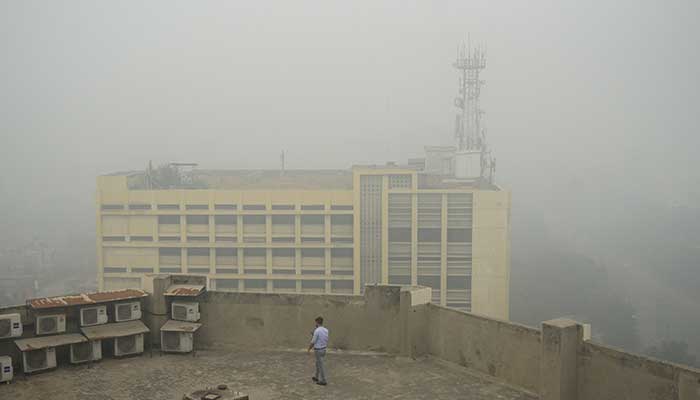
[2,279,698,400]
[2,349,535,400]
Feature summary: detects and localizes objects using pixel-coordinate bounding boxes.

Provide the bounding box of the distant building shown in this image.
[96,162,510,319]
[96,50,509,319]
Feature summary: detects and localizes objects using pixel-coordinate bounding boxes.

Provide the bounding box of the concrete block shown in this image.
[679,370,700,400]
[541,318,582,400]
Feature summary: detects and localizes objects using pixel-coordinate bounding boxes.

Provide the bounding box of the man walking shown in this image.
[308,316,329,386]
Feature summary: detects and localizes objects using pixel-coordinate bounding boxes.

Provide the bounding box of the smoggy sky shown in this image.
[1,0,698,242]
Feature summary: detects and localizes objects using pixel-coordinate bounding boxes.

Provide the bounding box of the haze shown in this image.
[1,0,698,364]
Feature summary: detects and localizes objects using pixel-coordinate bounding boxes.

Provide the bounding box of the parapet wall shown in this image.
[425,304,541,393]
[196,287,403,353]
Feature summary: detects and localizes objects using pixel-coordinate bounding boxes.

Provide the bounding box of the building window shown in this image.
[215,215,236,225]
[389,228,411,242]
[301,215,324,225]
[389,275,411,285]
[187,236,209,242]
[301,205,324,210]
[103,236,126,242]
[214,204,237,210]
[159,267,182,273]
[273,280,296,290]
[157,204,180,210]
[101,204,123,210]
[242,215,265,224]
[447,228,471,243]
[331,215,353,225]
[243,204,266,210]
[216,279,239,290]
[131,267,154,273]
[103,267,127,273]
[186,215,208,225]
[244,279,266,290]
[330,205,353,210]
[302,280,325,290]
[418,228,441,243]
[158,236,180,242]
[128,204,151,210]
[158,215,180,224]
[271,204,295,210]
[130,236,153,242]
[186,204,209,210]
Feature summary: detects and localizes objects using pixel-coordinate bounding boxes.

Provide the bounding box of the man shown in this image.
[307,316,329,386]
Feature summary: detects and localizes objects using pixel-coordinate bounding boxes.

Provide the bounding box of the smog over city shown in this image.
[1,1,699,398]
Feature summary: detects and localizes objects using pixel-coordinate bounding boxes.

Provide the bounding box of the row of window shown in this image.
[388,227,472,243]
[385,275,472,290]
[156,215,353,225]
[103,266,353,275]
[102,204,354,211]
[157,247,352,257]
[102,236,354,243]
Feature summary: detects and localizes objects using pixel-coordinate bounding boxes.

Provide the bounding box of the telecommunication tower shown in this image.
[452,41,495,183]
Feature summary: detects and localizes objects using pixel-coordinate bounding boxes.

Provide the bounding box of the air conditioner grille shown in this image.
[83,309,98,325]
[73,342,93,361]
[27,350,47,369]
[118,335,136,354]
[117,304,132,321]
[39,317,57,333]
[0,319,10,337]
[173,305,187,321]
[163,331,181,350]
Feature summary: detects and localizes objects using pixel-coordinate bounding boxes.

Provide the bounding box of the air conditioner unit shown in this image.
[22,348,56,373]
[161,331,194,353]
[70,340,102,364]
[171,302,200,322]
[0,356,12,383]
[114,334,144,357]
[0,313,22,339]
[35,314,66,336]
[80,306,108,327]
[115,302,142,322]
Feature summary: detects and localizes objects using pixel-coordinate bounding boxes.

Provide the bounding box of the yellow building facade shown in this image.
[97,166,510,319]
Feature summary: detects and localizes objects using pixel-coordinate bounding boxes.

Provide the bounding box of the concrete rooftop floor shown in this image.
[1,349,537,400]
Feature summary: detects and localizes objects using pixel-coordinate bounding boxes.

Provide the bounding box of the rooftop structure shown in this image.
[1,280,698,400]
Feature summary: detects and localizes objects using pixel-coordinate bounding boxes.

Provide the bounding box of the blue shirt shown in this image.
[311,326,329,349]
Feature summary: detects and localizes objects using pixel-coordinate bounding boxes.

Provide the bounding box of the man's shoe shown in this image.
[316,381,327,386]
[312,377,318,382]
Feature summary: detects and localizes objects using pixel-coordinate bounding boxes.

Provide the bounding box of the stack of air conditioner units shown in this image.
[114,301,144,357]
[0,356,13,384]
[162,302,201,353]
[0,313,22,382]
[72,306,108,364]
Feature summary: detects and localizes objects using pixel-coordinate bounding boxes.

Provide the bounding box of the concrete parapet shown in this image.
[540,318,582,400]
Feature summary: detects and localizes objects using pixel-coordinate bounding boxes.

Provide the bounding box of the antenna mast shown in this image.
[452,39,495,183]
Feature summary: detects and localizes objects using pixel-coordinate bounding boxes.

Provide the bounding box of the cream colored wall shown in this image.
[97,175,355,293]
[471,189,511,320]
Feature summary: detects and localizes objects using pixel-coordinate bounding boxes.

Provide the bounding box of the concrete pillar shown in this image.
[540,318,582,400]
[679,370,700,400]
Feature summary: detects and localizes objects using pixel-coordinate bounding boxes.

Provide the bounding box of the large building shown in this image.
[96,164,510,319]
[96,48,510,319]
